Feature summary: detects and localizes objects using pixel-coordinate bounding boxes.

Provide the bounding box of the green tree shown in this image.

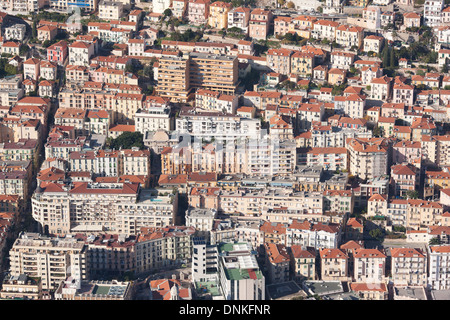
[390,47,396,68]
[373,125,382,137]
[32,19,37,39]
[382,45,389,68]
[369,229,384,241]
[163,8,173,17]
[442,64,449,73]
[108,132,145,150]
[429,237,441,245]
[405,190,419,199]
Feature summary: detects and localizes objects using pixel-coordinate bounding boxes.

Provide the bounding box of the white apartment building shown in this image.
[353,248,386,283]
[330,51,355,70]
[176,108,261,140]
[390,248,427,286]
[119,148,150,176]
[4,24,26,42]
[428,245,450,290]
[98,1,123,20]
[217,242,265,300]
[195,89,239,115]
[228,7,251,33]
[31,184,177,236]
[371,75,392,101]
[312,20,339,41]
[185,208,217,232]
[8,232,88,290]
[423,0,444,27]
[285,219,341,249]
[68,42,95,66]
[153,0,171,13]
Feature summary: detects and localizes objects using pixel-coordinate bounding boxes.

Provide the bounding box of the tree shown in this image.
[442,64,449,73]
[387,48,394,68]
[382,46,389,68]
[32,19,37,39]
[429,237,441,245]
[373,125,382,137]
[163,8,173,17]
[287,1,295,8]
[369,229,384,241]
[108,132,145,150]
[405,190,419,199]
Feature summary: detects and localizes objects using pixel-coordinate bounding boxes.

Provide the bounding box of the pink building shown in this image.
[47,40,68,65]
[393,140,422,165]
[249,9,273,40]
[188,0,210,26]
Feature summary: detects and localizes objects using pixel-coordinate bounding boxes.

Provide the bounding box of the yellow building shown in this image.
[291,51,314,77]
[208,1,232,30]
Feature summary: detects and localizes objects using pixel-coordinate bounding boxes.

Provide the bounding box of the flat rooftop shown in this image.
[266,281,306,300]
[303,281,344,296]
[395,287,427,300]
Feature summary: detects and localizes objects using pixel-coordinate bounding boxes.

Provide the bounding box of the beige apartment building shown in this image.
[320,248,349,281]
[390,248,427,286]
[31,183,178,236]
[189,52,238,95]
[0,274,43,300]
[8,232,88,290]
[135,226,195,275]
[347,137,390,180]
[156,55,193,103]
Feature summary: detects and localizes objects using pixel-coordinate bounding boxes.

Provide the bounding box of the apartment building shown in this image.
[4,24,26,42]
[217,242,265,300]
[31,183,178,236]
[335,25,364,49]
[330,52,355,71]
[23,58,41,81]
[228,7,251,33]
[208,1,232,29]
[393,83,414,105]
[347,137,390,180]
[290,51,314,77]
[428,245,450,290]
[390,164,419,197]
[264,243,290,284]
[393,140,421,165]
[172,0,188,19]
[135,226,195,274]
[290,246,316,281]
[188,0,210,25]
[267,48,293,75]
[320,248,348,281]
[68,41,95,66]
[0,274,42,300]
[47,40,68,65]
[371,75,392,101]
[390,247,427,286]
[312,20,339,41]
[353,248,386,283]
[189,52,238,95]
[423,0,444,27]
[98,1,124,20]
[9,232,88,290]
[248,9,273,40]
[285,219,341,249]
